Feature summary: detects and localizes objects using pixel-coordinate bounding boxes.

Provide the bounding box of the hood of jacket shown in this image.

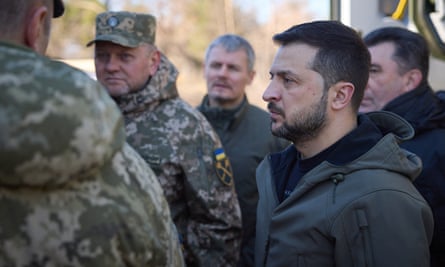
[267,111,421,189]
[0,42,125,188]
[255,111,431,267]
[383,84,445,134]
[113,53,179,115]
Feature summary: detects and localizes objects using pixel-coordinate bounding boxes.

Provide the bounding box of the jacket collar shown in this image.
[383,84,445,133]
[198,95,249,131]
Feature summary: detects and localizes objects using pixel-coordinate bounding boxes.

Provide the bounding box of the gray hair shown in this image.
[205,34,256,71]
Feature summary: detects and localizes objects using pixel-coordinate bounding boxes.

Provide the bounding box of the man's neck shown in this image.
[297,115,357,159]
[208,95,245,110]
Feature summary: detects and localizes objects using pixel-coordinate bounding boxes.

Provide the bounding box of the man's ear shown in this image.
[247,70,256,86]
[404,69,423,92]
[25,6,48,52]
[148,50,161,76]
[330,81,354,111]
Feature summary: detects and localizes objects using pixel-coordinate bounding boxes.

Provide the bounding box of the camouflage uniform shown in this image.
[0,41,184,267]
[89,12,243,267]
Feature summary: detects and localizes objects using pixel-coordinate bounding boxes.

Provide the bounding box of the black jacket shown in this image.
[383,85,445,267]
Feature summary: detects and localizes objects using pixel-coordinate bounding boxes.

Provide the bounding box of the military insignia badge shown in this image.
[107,16,119,27]
[214,147,233,186]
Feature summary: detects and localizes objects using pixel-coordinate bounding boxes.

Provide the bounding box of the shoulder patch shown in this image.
[214,148,233,186]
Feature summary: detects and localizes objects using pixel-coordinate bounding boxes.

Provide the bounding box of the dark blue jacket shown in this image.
[383,85,445,267]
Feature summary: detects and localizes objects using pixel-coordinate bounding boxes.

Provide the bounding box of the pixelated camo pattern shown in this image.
[114,53,242,266]
[89,11,156,47]
[0,42,184,267]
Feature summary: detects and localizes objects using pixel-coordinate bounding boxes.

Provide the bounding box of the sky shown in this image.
[107,0,330,21]
[308,0,330,18]
[239,0,330,22]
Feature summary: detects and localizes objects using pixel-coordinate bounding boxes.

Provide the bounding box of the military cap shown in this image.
[53,0,64,18]
[87,11,156,48]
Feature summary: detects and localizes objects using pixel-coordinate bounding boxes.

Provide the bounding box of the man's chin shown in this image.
[106,86,130,97]
[209,91,229,99]
[270,122,282,135]
[209,94,234,104]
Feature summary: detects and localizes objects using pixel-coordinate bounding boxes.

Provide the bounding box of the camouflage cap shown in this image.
[53,0,64,18]
[87,11,156,48]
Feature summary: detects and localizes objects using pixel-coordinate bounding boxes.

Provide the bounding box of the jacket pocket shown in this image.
[356,209,374,267]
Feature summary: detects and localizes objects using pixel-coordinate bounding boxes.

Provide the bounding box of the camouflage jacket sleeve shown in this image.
[179,118,242,267]
[126,99,243,267]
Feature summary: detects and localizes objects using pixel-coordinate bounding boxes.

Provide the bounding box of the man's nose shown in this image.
[263,80,281,103]
[216,65,229,77]
[105,56,119,71]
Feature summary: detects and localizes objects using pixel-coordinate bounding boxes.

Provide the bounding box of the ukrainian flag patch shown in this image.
[214,147,233,186]
[214,148,226,160]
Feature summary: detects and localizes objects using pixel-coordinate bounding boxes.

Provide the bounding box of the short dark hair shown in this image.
[0,0,27,37]
[0,0,55,40]
[363,26,429,86]
[273,20,370,111]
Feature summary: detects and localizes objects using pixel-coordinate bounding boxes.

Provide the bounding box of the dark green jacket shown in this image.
[255,112,433,267]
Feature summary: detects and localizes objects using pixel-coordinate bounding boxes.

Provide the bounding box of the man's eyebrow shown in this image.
[271,70,299,80]
[270,69,292,75]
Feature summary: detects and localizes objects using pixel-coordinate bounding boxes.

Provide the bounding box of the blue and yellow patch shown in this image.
[214,148,233,186]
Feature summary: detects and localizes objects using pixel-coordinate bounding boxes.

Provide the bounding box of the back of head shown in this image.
[205,34,256,71]
[0,0,64,36]
[0,0,28,39]
[0,0,64,52]
[364,26,430,86]
[273,20,371,111]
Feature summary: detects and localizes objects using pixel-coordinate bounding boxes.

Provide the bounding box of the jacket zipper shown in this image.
[330,173,345,203]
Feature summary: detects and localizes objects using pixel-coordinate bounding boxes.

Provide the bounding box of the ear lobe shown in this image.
[25,6,48,52]
[331,82,354,110]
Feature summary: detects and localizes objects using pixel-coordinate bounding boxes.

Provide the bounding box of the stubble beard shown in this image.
[272,92,328,145]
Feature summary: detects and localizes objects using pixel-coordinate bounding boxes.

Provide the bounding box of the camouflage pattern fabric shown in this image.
[0,42,184,267]
[87,11,156,47]
[113,53,242,267]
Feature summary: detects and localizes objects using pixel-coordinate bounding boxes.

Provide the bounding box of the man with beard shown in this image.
[254,21,434,267]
